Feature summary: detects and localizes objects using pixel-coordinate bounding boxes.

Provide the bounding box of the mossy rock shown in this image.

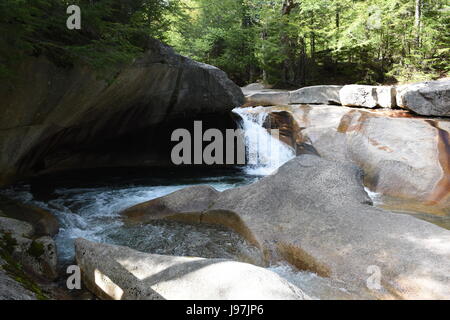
[26,240,45,259]
[0,232,18,254]
[0,246,48,300]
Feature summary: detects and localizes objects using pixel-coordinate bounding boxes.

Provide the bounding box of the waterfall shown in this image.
[232,106,295,175]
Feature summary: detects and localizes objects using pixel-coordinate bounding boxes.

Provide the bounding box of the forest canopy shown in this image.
[1,0,449,86]
[168,0,450,86]
[0,0,180,78]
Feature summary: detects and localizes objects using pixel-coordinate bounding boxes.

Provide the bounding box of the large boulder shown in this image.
[243,91,290,107]
[0,217,33,238]
[376,86,397,108]
[74,238,309,300]
[340,85,378,108]
[0,195,59,237]
[0,217,58,280]
[241,83,271,95]
[396,79,450,116]
[289,85,343,105]
[122,155,450,299]
[0,38,244,186]
[260,105,450,211]
[340,85,396,108]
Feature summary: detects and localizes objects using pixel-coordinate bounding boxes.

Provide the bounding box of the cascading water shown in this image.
[233,106,295,175]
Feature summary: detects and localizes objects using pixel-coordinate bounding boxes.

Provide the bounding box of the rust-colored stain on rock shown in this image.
[368,138,394,153]
[337,110,369,133]
[425,120,450,204]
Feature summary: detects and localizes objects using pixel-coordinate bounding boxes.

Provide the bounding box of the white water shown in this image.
[233,107,295,175]
[1,179,256,264]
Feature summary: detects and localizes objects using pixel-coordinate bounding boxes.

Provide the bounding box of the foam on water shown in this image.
[233,107,295,175]
[364,187,382,205]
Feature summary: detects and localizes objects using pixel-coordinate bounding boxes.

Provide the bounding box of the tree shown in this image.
[0,0,182,79]
[415,0,422,47]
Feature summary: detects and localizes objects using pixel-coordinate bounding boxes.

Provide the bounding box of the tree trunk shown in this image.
[414,0,422,47]
[261,29,268,82]
[336,3,340,29]
[282,0,297,15]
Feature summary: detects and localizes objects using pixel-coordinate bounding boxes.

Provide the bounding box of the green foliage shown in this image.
[0,0,183,78]
[168,0,449,86]
[1,0,448,85]
[0,244,48,300]
[167,0,260,85]
[0,233,46,299]
[0,232,17,254]
[26,240,45,259]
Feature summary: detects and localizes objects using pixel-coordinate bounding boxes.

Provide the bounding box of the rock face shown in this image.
[122,155,450,299]
[0,217,58,280]
[0,38,244,186]
[289,85,342,105]
[75,238,308,300]
[340,85,396,108]
[258,105,450,210]
[396,79,450,116]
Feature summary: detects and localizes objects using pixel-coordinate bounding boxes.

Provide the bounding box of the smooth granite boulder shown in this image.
[340,85,379,108]
[244,91,291,107]
[396,79,450,116]
[75,238,309,300]
[289,85,343,105]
